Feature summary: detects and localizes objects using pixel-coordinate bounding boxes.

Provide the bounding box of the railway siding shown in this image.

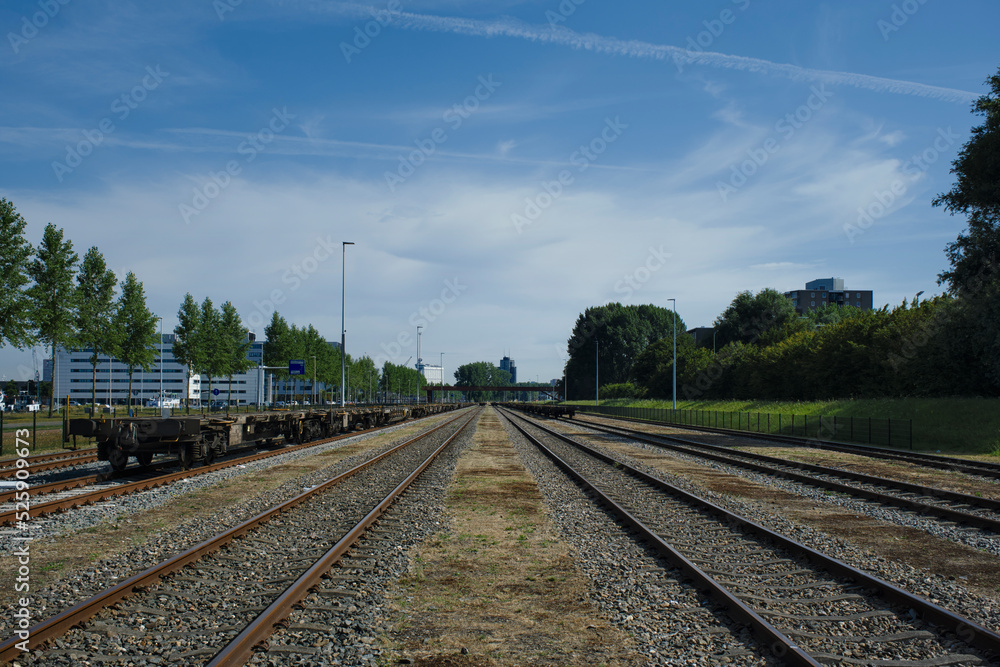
[0,410,465,619]
[501,408,1000,664]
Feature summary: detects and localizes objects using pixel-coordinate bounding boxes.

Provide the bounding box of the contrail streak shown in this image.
[311,2,977,104]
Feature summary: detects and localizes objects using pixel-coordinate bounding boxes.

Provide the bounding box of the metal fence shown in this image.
[576,405,913,449]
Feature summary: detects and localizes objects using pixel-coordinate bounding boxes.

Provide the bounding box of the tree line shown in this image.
[563,65,1000,402]
[0,203,431,413]
[0,213,164,415]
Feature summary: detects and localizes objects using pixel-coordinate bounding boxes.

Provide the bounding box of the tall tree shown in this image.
[195,298,223,408]
[114,272,158,412]
[173,293,203,413]
[0,199,35,351]
[453,361,509,401]
[27,223,79,416]
[76,247,117,410]
[263,312,292,402]
[934,66,1000,294]
[713,288,798,349]
[564,303,678,400]
[219,301,252,409]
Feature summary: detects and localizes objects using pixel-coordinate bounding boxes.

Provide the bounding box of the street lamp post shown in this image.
[157,316,163,414]
[667,298,677,411]
[440,352,444,404]
[311,355,316,406]
[341,241,354,407]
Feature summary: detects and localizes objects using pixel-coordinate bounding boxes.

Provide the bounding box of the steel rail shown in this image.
[207,407,479,666]
[0,446,98,470]
[0,408,473,663]
[0,409,458,526]
[576,411,1000,480]
[500,407,1000,662]
[497,408,820,666]
[0,473,101,505]
[0,452,99,479]
[558,415,1000,533]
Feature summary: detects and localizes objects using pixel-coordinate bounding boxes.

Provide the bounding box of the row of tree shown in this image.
[0,209,165,415]
[0,200,435,412]
[564,65,1000,401]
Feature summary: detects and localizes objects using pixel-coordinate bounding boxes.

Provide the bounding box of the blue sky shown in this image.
[1,0,997,385]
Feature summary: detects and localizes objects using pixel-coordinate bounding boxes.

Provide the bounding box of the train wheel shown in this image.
[108,448,128,472]
[136,452,154,466]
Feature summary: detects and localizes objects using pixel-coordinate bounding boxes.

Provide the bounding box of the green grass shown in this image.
[566,397,1000,454]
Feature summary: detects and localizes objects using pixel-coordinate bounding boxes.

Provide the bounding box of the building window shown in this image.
[810,300,815,307]
[856,301,861,306]
[810,292,815,297]
[822,293,827,299]
[856,292,861,298]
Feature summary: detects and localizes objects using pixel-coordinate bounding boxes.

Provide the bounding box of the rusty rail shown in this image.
[499,407,1000,664]
[0,409,473,663]
[207,408,478,665]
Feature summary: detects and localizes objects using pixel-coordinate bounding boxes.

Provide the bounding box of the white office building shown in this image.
[48,334,266,407]
[418,363,443,385]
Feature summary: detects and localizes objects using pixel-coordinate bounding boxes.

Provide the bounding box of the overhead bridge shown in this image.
[426,386,560,402]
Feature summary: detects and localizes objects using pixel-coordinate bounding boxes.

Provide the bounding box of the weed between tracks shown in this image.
[383,408,640,666]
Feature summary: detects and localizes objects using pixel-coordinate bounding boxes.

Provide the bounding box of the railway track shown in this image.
[0,409,465,527]
[0,448,99,479]
[498,407,1000,665]
[1,406,480,665]
[536,411,1000,537]
[575,411,1000,481]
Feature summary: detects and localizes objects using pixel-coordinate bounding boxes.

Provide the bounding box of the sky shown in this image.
[1,0,998,385]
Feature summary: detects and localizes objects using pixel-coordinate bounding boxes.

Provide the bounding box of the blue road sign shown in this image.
[289,359,306,375]
[212,388,220,395]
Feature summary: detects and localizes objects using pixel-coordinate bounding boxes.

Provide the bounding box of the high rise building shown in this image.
[500,355,517,383]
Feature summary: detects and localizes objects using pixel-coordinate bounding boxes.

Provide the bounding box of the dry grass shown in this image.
[383,409,641,666]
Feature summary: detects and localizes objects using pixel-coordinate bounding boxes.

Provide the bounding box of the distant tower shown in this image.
[500,354,517,384]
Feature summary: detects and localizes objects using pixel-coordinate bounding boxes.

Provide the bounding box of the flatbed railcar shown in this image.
[68,403,466,471]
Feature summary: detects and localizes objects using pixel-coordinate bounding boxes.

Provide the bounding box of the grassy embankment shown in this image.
[566,397,1000,455]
